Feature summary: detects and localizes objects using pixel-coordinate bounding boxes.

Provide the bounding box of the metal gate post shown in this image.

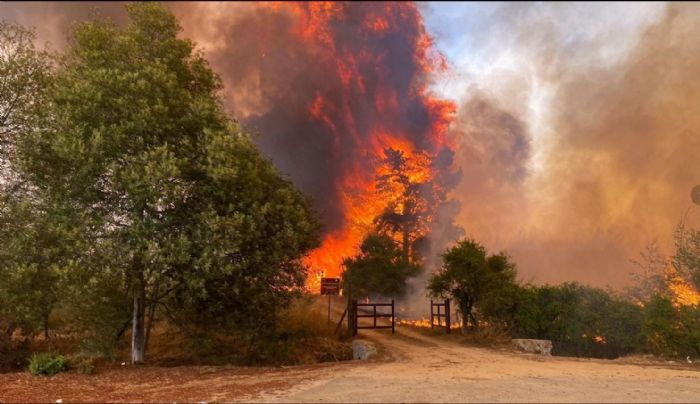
[351,299,358,337]
[437,303,442,327]
[391,299,395,334]
[445,299,451,334]
[373,304,377,328]
[430,299,434,328]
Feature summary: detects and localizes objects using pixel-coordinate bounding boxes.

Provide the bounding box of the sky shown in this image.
[2,2,699,289]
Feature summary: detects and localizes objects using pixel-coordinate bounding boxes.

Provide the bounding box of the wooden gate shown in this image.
[430,299,451,333]
[350,299,395,336]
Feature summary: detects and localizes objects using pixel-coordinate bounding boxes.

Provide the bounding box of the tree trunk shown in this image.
[469,310,478,330]
[144,280,160,353]
[131,282,145,364]
[43,314,49,340]
[459,299,470,334]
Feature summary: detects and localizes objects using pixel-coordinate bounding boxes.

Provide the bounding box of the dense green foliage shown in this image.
[451,276,700,359]
[504,284,644,358]
[428,239,517,332]
[0,3,321,366]
[342,234,421,298]
[429,237,700,359]
[641,294,700,358]
[0,21,52,147]
[0,21,56,347]
[27,353,66,376]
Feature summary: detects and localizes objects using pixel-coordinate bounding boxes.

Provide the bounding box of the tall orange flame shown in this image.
[665,266,700,307]
[255,2,455,291]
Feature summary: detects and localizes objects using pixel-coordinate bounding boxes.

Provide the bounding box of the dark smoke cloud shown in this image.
[176,3,451,234]
[450,95,533,263]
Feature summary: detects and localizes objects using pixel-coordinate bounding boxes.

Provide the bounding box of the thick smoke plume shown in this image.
[446,3,700,287]
[176,3,458,287]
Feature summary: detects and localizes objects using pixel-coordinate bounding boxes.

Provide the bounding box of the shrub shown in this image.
[28,352,66,376]
[0,338,30,372]
[500,283,643,359]
[67,352,96,375]
[642,295,700,358]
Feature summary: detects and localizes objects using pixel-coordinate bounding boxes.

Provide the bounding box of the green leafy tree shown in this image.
[18,3,319,363]
[428,239,517,332]
[642,294,700,358]
[0,21,57,345]
[0,198,58,341]
[342,234,421,299]
[0,21,51,150]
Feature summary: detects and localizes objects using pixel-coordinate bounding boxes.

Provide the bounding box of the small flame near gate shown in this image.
[397,318,461,329]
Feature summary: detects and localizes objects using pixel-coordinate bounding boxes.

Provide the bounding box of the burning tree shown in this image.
[674,222,700,293]
[341,146,444,298]
[204,3,457,286]
[375,147,435,264]
[629,226,700,307]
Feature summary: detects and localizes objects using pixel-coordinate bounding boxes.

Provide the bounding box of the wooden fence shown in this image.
[430,299,451,333]
[350,299,395,336]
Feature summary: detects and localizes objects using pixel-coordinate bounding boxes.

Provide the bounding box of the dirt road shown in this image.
[258,326,700,403]
[2,326,699,402]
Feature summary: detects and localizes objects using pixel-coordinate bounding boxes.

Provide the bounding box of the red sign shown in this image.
[320,277,340,295]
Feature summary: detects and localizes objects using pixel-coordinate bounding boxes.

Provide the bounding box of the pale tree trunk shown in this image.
[131,281,145,364]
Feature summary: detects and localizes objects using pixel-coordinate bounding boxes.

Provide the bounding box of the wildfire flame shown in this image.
[254,3,455,291]
[666,266,700,307]
[397,318,462,329]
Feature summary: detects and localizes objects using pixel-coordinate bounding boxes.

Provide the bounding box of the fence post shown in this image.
[373,304,377,328]
[430,300,434,329]
[350,299,358,337]
[391,299,395,334]
[445,299,451,334]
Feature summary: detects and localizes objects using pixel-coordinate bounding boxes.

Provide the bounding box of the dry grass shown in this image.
[142,296,352,367]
